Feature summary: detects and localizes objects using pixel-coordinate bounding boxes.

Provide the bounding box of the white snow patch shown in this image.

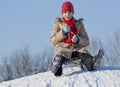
[0,67,120,87]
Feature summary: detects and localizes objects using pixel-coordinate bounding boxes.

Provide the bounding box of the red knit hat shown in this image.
[61,1,74,14]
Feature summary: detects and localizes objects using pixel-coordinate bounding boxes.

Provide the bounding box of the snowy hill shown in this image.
[0,66,120,87]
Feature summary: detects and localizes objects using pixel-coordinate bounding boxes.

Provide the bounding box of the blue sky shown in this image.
[0,0,120,59]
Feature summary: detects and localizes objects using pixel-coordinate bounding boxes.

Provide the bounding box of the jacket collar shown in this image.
[55,17,84,23]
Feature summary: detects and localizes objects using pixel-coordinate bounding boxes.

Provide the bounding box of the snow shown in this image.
[0,66,120,87]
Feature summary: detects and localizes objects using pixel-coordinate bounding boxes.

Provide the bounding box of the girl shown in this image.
[50,1,104,76]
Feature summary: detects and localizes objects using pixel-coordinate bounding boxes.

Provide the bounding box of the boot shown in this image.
[52,55,65,76]
[93,49,104,69]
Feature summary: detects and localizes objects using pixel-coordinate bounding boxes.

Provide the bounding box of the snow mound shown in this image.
[0,67,120,87]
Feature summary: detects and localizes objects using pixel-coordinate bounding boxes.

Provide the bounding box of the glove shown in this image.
[72,35,79,43]
[62,24,71,35]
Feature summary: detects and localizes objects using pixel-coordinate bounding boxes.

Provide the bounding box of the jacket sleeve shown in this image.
[77,21,89,47]
[50,22,67,46]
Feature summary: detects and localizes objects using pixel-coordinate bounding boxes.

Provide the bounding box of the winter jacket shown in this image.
[50,17,89,58]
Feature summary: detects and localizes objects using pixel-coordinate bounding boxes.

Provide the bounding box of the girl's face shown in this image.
[62,11,73,21]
